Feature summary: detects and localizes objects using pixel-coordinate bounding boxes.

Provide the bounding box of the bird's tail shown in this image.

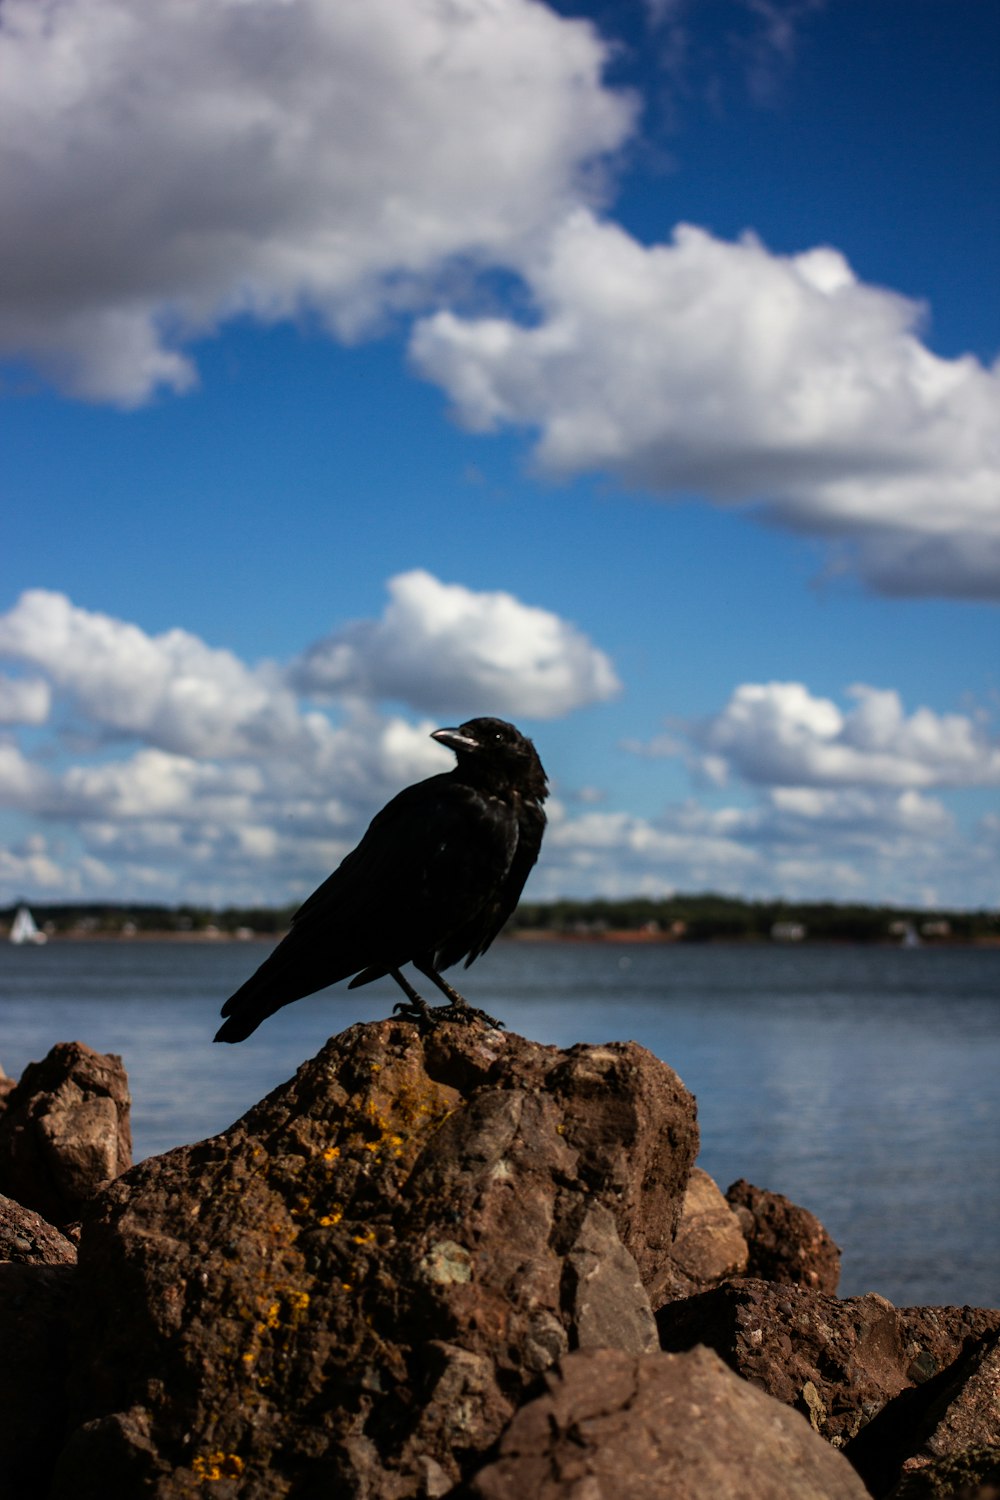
[214,929,353,1042]
[214,963,291,1041]
[215,912,371,1044]
[214,992,278,1044]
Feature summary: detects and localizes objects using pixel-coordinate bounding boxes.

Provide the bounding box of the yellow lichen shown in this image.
[192,1450,245,1482]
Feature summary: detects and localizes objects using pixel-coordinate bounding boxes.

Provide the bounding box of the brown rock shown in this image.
[848,1328,1000,1496]
[911,1331,1000,1462]
[0,1190,77,1265]
[467,1345,871,1500]
[537,1040,698,1307]
[657,1165,748,1299]
[889,1448,1000,1500]
[0,1258,76,1493]
[0,1041,132,1225]
[726,1177,841,1292]
[564,1202,660,1353]
[657,1278,1000,1456]
[53,1020,698,1498]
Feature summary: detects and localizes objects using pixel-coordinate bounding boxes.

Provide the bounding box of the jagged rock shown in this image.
[726,1176,841,1292]
[657,1278,1000,1456]
[0,1191,77,1265]
[0,1041,132,1226]
[52,1020,698,1499]
[848,1328,1000,1497]
[465,1345,872,1500]
[656,1165,749,1299]
[888,1448,1000,1500]
[906,1331,1000,1464]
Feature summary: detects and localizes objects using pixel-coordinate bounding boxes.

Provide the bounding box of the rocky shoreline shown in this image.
[1,1024,997,1499]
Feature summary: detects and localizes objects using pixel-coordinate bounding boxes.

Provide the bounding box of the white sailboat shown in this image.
[9,904,47,945]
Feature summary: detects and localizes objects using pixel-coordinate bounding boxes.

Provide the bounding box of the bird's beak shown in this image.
[431,726,480,754]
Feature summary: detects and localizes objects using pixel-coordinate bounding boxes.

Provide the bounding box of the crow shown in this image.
[214,717,547,1042]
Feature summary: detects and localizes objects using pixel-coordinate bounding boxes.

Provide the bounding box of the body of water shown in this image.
[1,938,997,1310]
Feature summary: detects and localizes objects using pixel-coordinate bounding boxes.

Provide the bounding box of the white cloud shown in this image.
[4,2,995,603]
[0,740,54,809]
[633,680,1000,790]
[0,589,309,758]
[0,0,632,403]
[1,585,993,910]
[0,714,456,907]
[767,785,953,837]
[0,834,77,894]
[291,569,620,719]
[0,581,619,904]
[0,674,50,725]
[544,801,759,889]
[532,780,995,909]
[412,212,1000,599]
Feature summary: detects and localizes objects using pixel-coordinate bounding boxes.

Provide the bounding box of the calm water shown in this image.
[1,938,997,1310]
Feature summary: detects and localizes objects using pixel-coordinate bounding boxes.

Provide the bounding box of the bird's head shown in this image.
[431,717,548,800]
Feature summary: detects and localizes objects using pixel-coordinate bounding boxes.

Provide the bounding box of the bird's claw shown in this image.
[437,1000,505,1031]
[392,998,504,1032]
[392,997,432,1024]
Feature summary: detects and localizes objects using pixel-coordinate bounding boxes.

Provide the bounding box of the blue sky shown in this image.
[1,0,998,911]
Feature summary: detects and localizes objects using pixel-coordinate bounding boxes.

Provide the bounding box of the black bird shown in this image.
[214,717,547,1042]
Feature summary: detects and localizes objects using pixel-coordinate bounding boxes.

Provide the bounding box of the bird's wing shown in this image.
[216,775,516,1039]
[439,794,547,970]
[294,776,517,940]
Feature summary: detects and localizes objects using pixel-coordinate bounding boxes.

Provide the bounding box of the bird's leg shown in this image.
[389,968,433,1025]
[413,961,504,1030]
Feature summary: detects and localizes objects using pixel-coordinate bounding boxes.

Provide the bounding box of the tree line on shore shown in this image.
[3,894,997,944]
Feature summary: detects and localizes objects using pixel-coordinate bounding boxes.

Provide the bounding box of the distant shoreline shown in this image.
[9,929,999,948]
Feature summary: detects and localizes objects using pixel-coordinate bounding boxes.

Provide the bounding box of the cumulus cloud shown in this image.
[631,680,1000,790]
[290,569,620,719]
[0,589,309,758]
[0,578,616,758]
[1,584,994,909]
[4,3,995,603]
[412,212,1000,599]
[0,834,81,895]
[0,674,50,725]
[0,0,632,403]
[531,781,994,908]
[542,801,758,895]
[0,740,54,809]
[0,580,621,904]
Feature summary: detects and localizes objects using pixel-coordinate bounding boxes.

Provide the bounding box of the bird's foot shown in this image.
[428,998,505,1031]
[392,996,504,1032]
[392,996,433,1026]
[390,966,503,1030]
